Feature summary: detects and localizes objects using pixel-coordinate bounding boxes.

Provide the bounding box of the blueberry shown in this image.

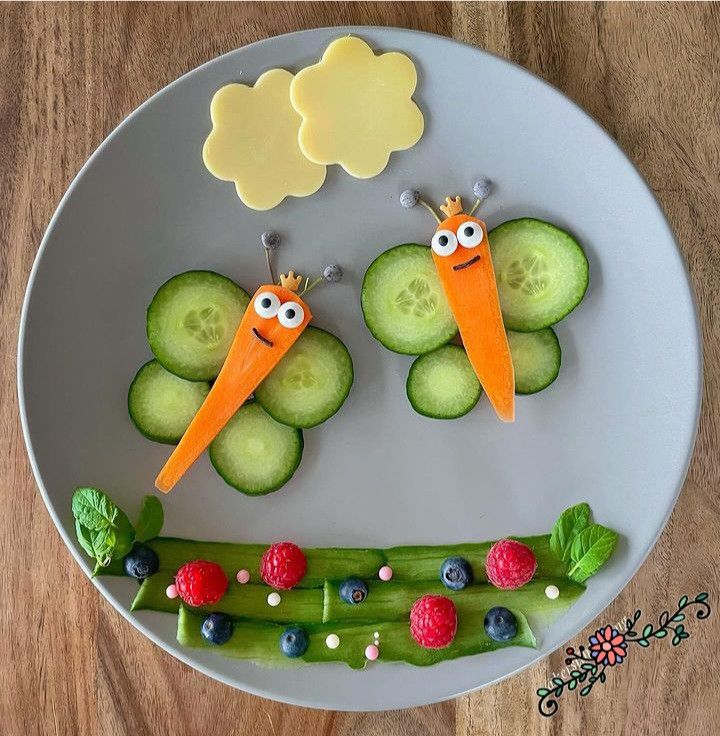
[279,626,309,657]
[323,264,343,282]
[484,606,518,642]
[261,230,281,250]
[440,557,473,591]
[123,543,159,580]
[473,178,493,200]
[399,189,419,208]
[339,578,368,605]
[201,613,234,645]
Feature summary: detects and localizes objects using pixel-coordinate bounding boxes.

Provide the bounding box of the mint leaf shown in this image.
[75,520,96,559]
[71,487,135,568]
[550,502,591,562]
[135,495,164,542]
[567,524,618,582]
[75,521,116,566]
[72,487,120,530]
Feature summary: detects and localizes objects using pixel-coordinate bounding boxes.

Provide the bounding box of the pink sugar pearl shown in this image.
[165,584,179,599]
[236,569,250,584]
[378,565,393,581]
[365,644,379,661]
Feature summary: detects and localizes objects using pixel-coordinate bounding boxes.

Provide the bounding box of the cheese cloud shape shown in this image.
[290,37,424,179]
[203,69,326,211]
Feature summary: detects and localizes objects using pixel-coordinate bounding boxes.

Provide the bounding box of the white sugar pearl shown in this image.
[165,584,178,599]
[378,565,393,581]
[373,631,380,638]
[325,634,340,649]
[545,585,560,600]
[267,592,282,607]
[236,569,250,584]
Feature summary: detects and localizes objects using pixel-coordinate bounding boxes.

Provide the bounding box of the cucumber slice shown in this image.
[489,219,588,331]
[177,605,535,669]
[508,328,562,394]
[128,360,210,444]
[104,533,566,584]
[105,534,565,583]
[209,402,303,495]
[323,578,584,624]
[147,271,250,381]
[132,579,324,623]
[255,327,354,428]
[133,537,386,588]
[406,344,481,419]
[361,244,457,354]
[385,535,568,582]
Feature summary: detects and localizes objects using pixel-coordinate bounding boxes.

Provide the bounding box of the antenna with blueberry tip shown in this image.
[260,230,342,296]
[468,178,493,216]
[400,179,493,221]
[300,264,343,297]
[261,230,280,284]
[399,189,441,223]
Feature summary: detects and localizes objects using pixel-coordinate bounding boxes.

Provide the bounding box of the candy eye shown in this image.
[254,291,280,319]
[431,229,458,257]
[278,301,305,328]
[457,221,484,248]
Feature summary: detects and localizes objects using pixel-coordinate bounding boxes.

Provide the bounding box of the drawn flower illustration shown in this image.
[588,626,627,666]
[537,592,710,717]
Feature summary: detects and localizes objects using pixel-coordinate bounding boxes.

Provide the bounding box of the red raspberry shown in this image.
[261,542,307,590]
[486,539,537,589]
[409,595,457,649]
[175,560,228,607]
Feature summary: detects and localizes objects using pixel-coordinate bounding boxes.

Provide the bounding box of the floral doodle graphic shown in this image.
[536,592,711,717]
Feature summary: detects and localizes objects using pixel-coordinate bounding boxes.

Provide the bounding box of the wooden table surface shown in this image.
[2,3,719,734]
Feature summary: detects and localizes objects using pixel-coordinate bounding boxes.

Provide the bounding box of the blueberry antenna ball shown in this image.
[399,189,419,208]
[260,231,281,283]
[399,189,441,223]
[473,178,493,201]
[469,178,493,216]
[261,230,281,250]
[323,264,343,283]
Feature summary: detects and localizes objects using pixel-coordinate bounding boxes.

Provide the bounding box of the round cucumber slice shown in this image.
[361,244,457,354]
[128,360,210,444]
[406,344,482,419]
[209,402,303,495]
[508,328,561,394]
[254,327,353,428]
[147,271,250,381]
[489,219,588,332]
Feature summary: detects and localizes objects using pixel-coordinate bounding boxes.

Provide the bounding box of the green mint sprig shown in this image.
[550,502,590,561]
[71,488,164,573]
[135,495,164,543]
[549,502,618,583]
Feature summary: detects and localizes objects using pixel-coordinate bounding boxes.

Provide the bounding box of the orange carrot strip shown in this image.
[155,285,312,492]
[432,214,515,422]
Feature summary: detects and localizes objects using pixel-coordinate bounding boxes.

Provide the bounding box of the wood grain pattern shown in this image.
[1,3,718,735]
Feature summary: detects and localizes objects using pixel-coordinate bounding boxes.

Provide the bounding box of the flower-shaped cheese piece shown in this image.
[290,37,424,179]
[203,69,326,210]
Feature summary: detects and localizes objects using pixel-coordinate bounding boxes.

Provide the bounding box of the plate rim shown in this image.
[16,25,703,711]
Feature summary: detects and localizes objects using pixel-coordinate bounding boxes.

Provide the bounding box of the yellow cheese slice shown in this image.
[290,37,424,179]
[203,68,326,211]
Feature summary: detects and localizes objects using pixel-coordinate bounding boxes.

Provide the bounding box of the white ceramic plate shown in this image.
[18,27,701,710]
